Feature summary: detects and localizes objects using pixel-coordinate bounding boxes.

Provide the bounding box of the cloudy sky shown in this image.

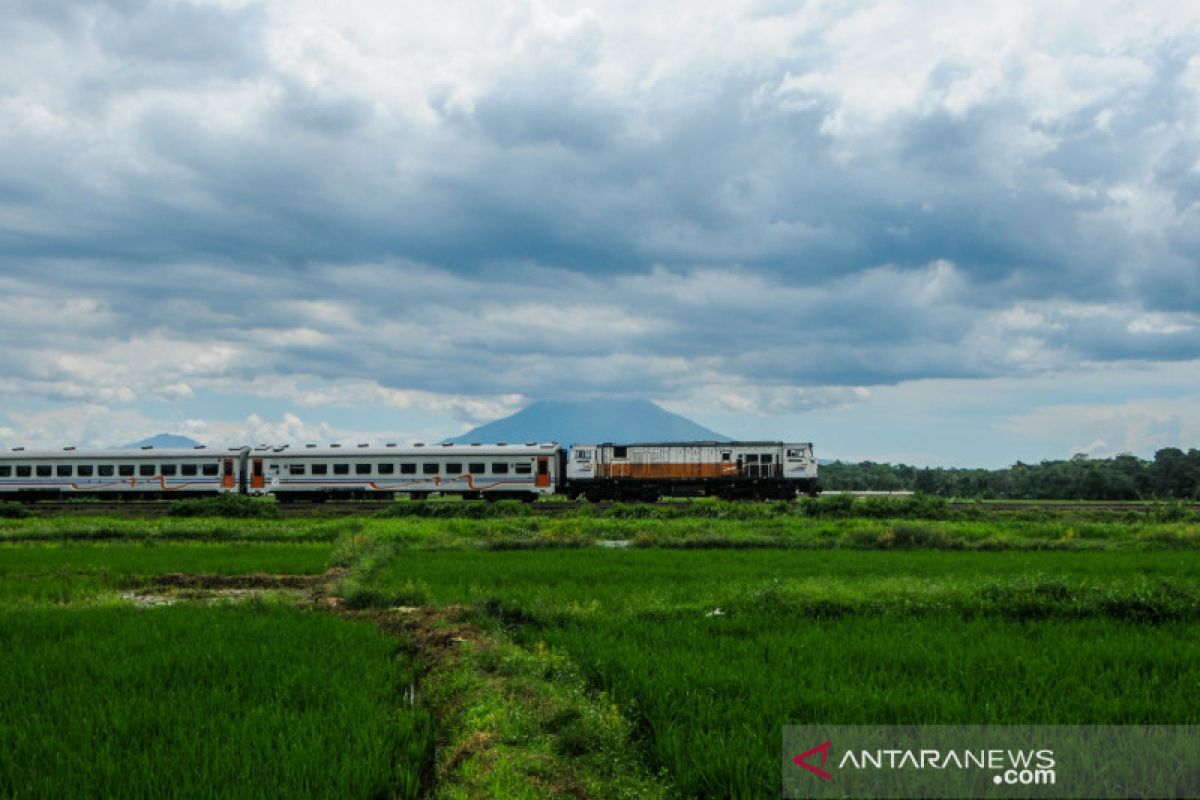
[1,0,1198,466]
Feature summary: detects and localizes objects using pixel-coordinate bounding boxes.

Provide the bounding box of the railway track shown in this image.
[9,499,1198,517]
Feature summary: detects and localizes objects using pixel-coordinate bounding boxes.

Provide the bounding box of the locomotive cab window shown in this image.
[56,465,73,477]
[119,465,135,477]
[722,451,732,461]
[181,464,198,476]
[574,449,592,461]
[786,449,803,459]
[99,465,115,477]
[613,446,628,458]
[761,455,773,464]
[78,465,94,477]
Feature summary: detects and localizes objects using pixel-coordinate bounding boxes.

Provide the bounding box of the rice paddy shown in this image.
[0,604,432,799]
[347,547,1200,797]
[1,506,1198,798]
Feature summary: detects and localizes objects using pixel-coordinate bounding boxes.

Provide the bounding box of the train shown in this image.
[0,440,819,502]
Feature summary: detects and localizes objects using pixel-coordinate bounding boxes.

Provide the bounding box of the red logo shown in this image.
[794,740,833,781]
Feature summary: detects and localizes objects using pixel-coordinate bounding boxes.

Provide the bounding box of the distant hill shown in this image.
[446,399,729,445]
[122,433,204,449]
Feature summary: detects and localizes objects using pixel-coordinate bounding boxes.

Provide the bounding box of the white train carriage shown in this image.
[565,441,819,500]
[251,442,563,501]
[0,446,248,499]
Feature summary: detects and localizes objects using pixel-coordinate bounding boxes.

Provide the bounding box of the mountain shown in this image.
[122,433,204,449]
[446,399,730,445]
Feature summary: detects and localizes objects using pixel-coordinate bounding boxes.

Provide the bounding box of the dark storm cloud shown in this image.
[1,0,1199,412]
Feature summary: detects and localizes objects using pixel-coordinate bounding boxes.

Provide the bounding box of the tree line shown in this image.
[819,448,1200,500]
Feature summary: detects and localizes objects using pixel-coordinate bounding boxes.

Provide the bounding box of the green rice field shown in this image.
[1,506,1198,798]
[0,604,432,799]
[347,547,1200,798]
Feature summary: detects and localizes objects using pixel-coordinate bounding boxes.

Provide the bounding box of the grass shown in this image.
[5,511,1198,551]
[538,616,1200,798]
[0,536,670,799]
[342,547,1200,799]
[336,548,1200,615]
[0,604,433,800]
[0,541,333,577]
[392,608,667,799]
[0,541,334,606]
[0,516,353,543]
[6,509,1200,798]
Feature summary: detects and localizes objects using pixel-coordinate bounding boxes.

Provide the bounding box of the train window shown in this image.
[445,462,462,474]
[139,464,155,477]
[377,463,394,475]
[514,462,532,475]
[119,465,134,477]
[0,465,11,477]
[422,463,439,475]
[613,446,628,458]
[355,463,371,475]
[722,451,731,461]
[37,465,52,477]
[78,465,94,477]
[181,464,198,476]
[311,464,328,476]
[761,455,773,464]
[289,464,306,476]
[333,464,349,475]
[161,464,177,476]
[56,465,73,477]
[469,463,485,474]
[17,466,31,477]
[202,464,218,477]
[574,449,592,461]
[786,449,802,459]
[400,463,416,475]
[491,463,509,475]
[99,465,115,477]
[745,454,759,463]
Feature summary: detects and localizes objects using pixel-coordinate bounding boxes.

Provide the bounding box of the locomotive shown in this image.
[0,440,818,502]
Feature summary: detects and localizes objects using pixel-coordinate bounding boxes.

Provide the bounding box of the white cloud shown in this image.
[2,1,1199,464]
[1003,397,1200,457]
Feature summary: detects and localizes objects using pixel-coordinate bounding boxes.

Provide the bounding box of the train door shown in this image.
[745,453,761,478]
[251,458,265,491]
[222,459,235,490]
[761,453,776,477]
[536,457,550,488]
